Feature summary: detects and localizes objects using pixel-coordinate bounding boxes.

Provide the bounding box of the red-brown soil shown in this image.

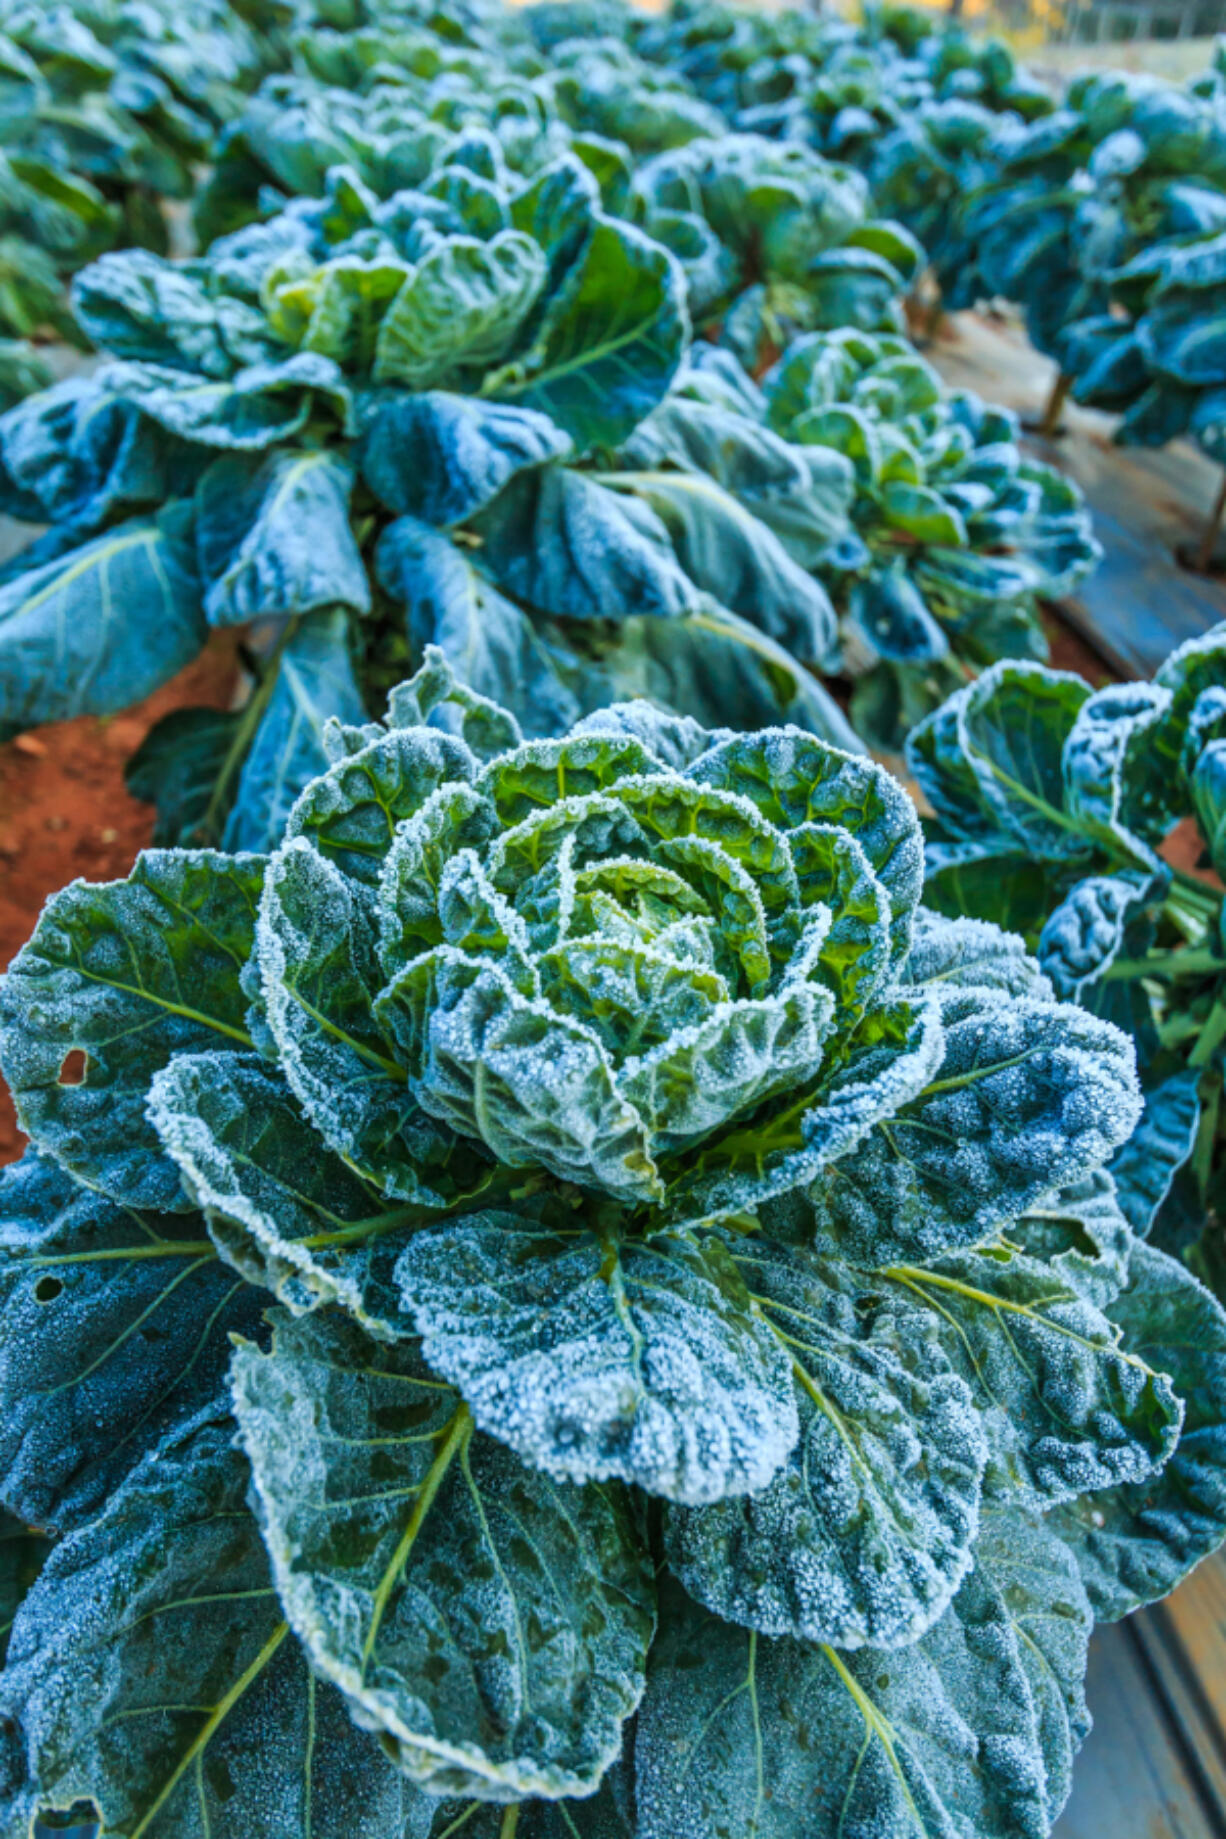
[0,636,239,1167]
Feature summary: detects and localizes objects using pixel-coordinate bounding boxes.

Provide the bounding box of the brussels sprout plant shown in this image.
[1,654,1222,1839]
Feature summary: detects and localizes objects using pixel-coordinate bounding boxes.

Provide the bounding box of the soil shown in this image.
[0,636,240,1168]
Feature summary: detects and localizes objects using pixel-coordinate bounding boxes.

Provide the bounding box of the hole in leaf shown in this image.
[58,1049,88,1087]
[34,1276,62,1304]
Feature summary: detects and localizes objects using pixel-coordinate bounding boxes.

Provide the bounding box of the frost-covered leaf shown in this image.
[619,393,854,570]
[104,352,351,450]
[473,464,699,623]
[885,1242,1181,1507]
[1108,1067,1203,1240]
[358,390,571,527]
[195,449,369,627]
[634,1571,1050,1839]
[374,517,584,739]
[0,1149,259,1535]
[904,910,1054,998]
[0,1409,437,1839]
[973,1507,1092,1829]
[908,662,1093,858]
[256,837,479,1205]
[804,991,1141,1267]
[604,471,840,666]
[493,217,687,452]
[222,608,369,855]
[665,1235,986,1649]
[149,1050,420,1339]
[1050,1242,1226,1618]
[0,508,206,741]
[0,850,264,1212]
[232,1310,655,1800]
[1037,871,1157,1002]
[375,231,548,388]
[395,1216,798,1504]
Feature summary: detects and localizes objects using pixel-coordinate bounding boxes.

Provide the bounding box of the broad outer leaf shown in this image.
[223,608,368,854]
[395,1216,799,1504]
[0,850,264,1212]
[358,390,572,527]
[0,1410,437,1839]
[885,1243,1182,1508]
[1050,1241,1226,1618]
[494,217,687,453]
[804,990,1142,1267]
[634,1572,1051,1839]
[973,1507,1093,1830]
[0,509,206,742]
[231,1311,655,1801]
[149,1049,416,1338]
[195,449,369,627]
[664,1237,987,1650]
[1108,1067,1202,1239]
[0,1149,259,1535]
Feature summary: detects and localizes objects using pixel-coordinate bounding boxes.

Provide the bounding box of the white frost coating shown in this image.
[396,1217,799,1503]
[905,910,1054,1000]
[1037,873,1153,1004]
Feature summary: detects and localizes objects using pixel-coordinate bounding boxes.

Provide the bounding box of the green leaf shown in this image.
[358,391,571,527]
[1109,1067,1202,1239]
[1049,1241,1226,1617]
[223,608,369,854]
[149,1049,423,1339]
[0,850,264,1212]
[0,1409,437,1839]
[105,352,352,450]
[0,1148,259,1534]
[491,216,687,453]
[231,1310,655,1800]
[601,471,840,667]
[634,1570,1050,1839]
[473,465,699,624]
[195,450,369,627]
[804,990,1141,1266]
[375,232,548,388]
[0,508,206,742]
[878,479,968,546]
[395,1216,798,1504]
[972,1506,1093,1828]
[883,1241,1181,1508]
[374,518,584,739]
[908,662,1093,860]
[256,837,477,1205]
[665,1235,986,1649]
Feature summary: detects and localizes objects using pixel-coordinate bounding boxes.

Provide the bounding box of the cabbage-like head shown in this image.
[253,651,923,1216]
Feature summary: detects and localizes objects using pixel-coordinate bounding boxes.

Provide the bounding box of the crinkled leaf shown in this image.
[0,1410,437,1839]
[0,1149,259,1534]
[634,1570,1050,1839]
[0,849,264,1212]
[358,390,571,527]
[1108,1066,1202,1240]
[885,1242,1181,1508]
[395,1216,798,1504]
[665,1235,986,1649]
[493,217,687,453]
[804,991,1140,1267]
[232,1310,655,1801]
[1049,1241,1226,1617]
[195,449,368,628]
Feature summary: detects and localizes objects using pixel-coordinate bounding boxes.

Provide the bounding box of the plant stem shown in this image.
[1103,944,1224,982]
[1037,371,1072,439]
[1196,469,1226,576]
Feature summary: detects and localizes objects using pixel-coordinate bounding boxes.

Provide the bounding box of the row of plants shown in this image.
[2,6,1226,1839]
